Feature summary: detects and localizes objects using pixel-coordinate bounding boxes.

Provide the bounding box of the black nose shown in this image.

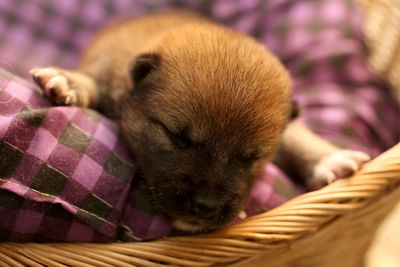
[191,192,220,216]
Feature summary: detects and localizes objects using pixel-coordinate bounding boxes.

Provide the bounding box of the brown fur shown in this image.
[31,11,369,232]
[84,11,291,231]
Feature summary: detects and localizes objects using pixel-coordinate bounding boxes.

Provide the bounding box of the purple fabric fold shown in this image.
[0,0,398,242]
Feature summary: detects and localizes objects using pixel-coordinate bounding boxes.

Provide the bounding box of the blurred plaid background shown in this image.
[0,0,399,242]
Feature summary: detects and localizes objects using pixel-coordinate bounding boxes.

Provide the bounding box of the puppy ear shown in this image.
[289,99,300,120]
[130,53,161,84]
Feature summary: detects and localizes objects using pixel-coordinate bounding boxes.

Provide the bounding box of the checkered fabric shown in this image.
[0,68,302,242]
[0,70,136,242]
[0,0,399,242]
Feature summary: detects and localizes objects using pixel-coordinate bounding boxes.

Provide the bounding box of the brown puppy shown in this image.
[30,11,370,232]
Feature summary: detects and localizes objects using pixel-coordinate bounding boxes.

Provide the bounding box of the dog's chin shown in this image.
[171,214,236,233]
[172,219,211,233]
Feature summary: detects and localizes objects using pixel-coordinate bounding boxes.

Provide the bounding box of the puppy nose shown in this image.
[191,193,219,215]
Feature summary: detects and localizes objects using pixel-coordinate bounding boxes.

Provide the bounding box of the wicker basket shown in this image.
[359,0,400,102]
[1,0,400,266]
[1,142,400,266]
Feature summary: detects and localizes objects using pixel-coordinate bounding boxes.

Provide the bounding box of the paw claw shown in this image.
[309,150,370,190]
[65,95,72,105]
[29,67,77,106]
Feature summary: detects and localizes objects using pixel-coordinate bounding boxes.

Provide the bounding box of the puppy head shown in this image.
[120,24,292,232]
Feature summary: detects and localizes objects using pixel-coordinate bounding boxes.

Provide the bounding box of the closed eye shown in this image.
[149,117,193,148]
[236,151,263,164]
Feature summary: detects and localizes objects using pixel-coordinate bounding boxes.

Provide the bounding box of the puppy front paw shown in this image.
[30,67,78,106]
[308,150,371,190]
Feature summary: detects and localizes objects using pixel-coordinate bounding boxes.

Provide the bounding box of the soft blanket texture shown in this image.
[0,0,398,242]
[0,70,301,241]
[0,70,136,241]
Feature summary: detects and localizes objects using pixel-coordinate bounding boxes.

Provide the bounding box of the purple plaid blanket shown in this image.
[0,70,302,241]
[0,0,398,242]
[0,71,136,242]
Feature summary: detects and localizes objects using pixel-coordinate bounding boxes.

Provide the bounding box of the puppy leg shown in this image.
[30,67,98,108]
[274,121,370,190]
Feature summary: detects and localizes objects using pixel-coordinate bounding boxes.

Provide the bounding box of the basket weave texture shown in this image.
[1,142,400,266]
[1,0,400,266]
[359,0,400,102]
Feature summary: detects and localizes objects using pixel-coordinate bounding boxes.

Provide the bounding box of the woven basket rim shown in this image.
[2,142,400,266]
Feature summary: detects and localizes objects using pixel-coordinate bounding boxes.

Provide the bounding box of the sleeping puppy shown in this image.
[30,11,370,232]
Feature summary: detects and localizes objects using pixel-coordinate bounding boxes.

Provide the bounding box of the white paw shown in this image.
[30,67,77,106]
[308,150,371,190]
